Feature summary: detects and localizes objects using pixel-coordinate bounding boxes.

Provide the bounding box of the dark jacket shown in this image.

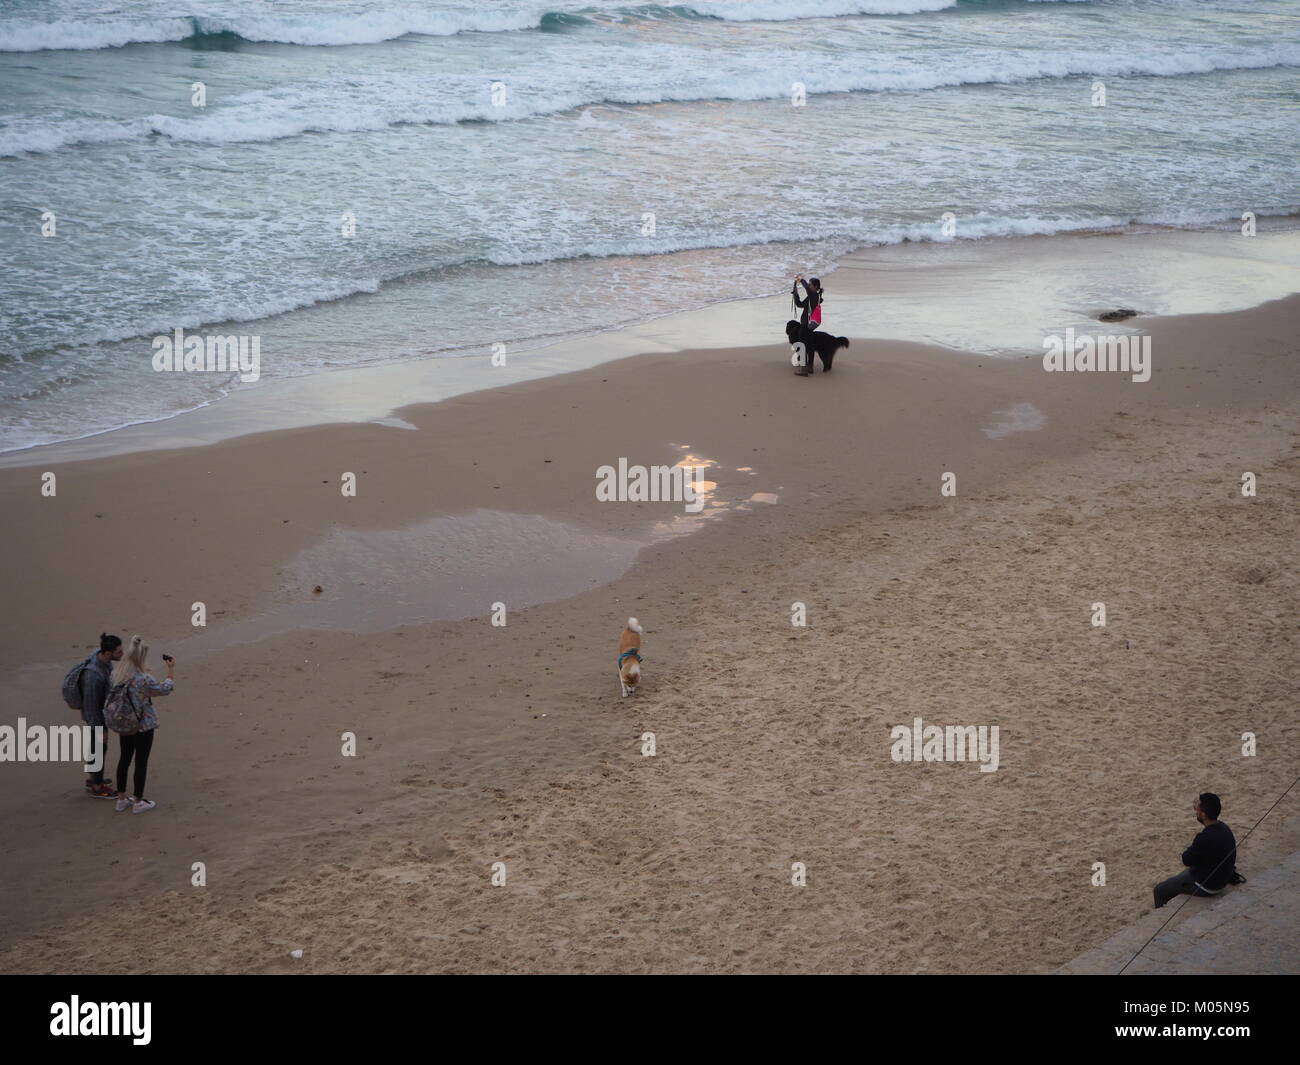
[1182,820,1236,891]
[793,281,820,327]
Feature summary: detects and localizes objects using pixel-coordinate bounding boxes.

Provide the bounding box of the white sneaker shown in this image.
[131,799,156,815]
[115,795,133,812]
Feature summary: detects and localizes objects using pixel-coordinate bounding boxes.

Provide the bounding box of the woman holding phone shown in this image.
[109,635,175,814]
[791,274,824,376]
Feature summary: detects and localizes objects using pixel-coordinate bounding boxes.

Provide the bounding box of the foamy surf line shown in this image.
[0,2,964,53]
[7,43,1299,157]
[0,10,544,53]
[3,223,1297,470]
[7,212,1292,364]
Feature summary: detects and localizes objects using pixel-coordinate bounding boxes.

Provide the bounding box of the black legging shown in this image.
[116,729,155,799]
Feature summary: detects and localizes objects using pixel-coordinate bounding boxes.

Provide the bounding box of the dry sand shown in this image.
[0,290,1296,973]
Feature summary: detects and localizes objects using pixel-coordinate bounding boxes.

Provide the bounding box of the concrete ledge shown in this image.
[1058,851,1300,975]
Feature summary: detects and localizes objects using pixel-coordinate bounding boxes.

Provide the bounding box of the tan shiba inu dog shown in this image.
[618,617,643,696]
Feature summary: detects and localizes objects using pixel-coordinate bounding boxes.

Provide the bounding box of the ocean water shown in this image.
[1,0,1298,452]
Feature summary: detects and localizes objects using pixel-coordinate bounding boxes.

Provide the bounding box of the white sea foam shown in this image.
[0,17,195,53]
[5,40,1297,157]
[0,7,545,53]
[6,0,1285,55]
[0,0,1281,54]
[0,0,975,55]
[685,0,956,18]
[15,277,384,355]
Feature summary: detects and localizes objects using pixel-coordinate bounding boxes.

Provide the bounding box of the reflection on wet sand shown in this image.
[173,445,782,655]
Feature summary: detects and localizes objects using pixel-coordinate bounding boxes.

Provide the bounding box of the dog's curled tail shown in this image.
[627,617,642,633]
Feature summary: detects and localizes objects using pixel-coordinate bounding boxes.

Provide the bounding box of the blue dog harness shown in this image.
[618,648,642,668]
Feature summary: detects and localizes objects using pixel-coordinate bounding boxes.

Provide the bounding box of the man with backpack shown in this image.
[61,634,123,798]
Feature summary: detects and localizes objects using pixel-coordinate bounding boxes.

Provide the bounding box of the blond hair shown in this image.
[110,634,149,688]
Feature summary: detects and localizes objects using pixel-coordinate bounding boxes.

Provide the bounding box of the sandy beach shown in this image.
[0,241,1296,973]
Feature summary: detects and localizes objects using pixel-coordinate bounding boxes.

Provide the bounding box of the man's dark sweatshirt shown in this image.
[1181,820,1236,891]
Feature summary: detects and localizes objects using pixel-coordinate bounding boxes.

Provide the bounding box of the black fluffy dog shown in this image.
[785,320,850,374]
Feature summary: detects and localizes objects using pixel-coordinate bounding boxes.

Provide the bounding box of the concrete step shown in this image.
[1058,850,1300,974]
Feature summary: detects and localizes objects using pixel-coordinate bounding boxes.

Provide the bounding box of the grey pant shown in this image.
[80,708,108,786]
[1153,868,1218,908]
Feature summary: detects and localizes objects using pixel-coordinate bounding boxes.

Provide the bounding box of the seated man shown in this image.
[1153,792,1237,908]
